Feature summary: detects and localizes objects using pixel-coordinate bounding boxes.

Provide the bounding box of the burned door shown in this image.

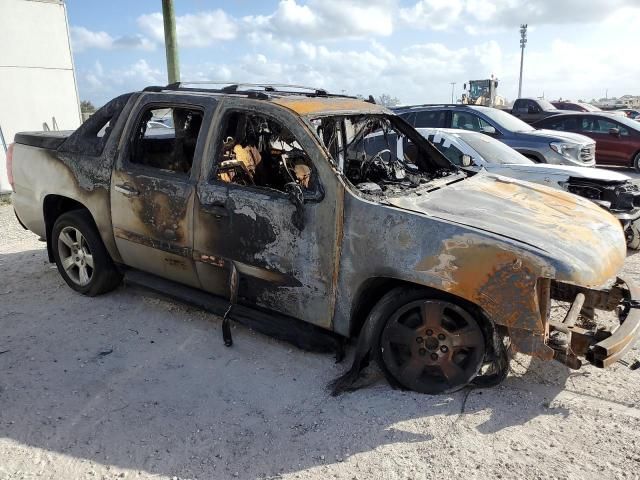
[111,95,214,287]
[194,100,341,329]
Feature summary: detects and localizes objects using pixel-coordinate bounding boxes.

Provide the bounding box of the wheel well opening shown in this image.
[524,153,543,163]
[43,195,92,262]
[349,277,496,342]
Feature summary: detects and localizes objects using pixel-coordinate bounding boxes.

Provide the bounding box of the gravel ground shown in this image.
[1,203,640,480]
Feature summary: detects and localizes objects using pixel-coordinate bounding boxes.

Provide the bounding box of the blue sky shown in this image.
[66,0,640,107]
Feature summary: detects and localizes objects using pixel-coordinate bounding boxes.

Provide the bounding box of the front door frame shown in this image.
[194,98,343,329]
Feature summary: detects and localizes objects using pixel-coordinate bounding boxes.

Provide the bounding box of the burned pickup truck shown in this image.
[8,83,640,394]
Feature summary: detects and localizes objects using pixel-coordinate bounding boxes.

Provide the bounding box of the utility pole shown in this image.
[162,0,180,84]
[450,82,456,103]
[518,24,527,99]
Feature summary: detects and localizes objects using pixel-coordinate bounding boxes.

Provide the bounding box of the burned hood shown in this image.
[387,172,626,287]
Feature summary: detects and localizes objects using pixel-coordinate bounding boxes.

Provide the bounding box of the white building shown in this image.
[0,0,81,193]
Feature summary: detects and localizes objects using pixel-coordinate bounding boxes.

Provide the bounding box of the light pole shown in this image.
[162,0,180,84]
[450,82,456,103]
[518,24,527,99]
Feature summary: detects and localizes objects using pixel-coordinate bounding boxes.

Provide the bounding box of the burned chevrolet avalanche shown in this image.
[8,84,640,394]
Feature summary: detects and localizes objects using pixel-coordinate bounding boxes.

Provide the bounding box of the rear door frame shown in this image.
[110,92,218,287]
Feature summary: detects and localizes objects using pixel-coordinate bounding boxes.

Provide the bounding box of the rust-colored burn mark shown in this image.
[271,97,387,116]
[163,257,188,270]
[196,252,225,268]
[392,172,626,289]
[508,328,555,360]
[416,234,549,332]
[114,227,191,257]
[129,179,189,243]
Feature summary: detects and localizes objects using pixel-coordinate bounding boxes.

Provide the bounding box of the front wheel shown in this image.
[372,288,486,394]
[51,210,122,296]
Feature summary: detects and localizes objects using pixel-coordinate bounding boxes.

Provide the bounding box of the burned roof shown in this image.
[141,82,389,117]
[270,96,388,116]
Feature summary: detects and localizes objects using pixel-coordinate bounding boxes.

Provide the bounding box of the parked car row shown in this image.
[393,104,597,166]
[395,102,640,171]
[7,83,640,396]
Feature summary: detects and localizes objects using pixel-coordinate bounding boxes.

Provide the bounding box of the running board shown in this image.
[124,269,342,354]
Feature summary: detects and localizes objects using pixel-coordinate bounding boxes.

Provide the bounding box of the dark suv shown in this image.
[394,104,596,166]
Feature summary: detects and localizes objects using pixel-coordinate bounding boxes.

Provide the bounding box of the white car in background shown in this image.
[418,128,640,248]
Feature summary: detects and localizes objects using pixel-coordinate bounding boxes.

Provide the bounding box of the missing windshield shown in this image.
[311,114,458,198]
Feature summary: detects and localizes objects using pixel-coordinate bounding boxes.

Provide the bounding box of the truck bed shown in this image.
[14,131,74,150]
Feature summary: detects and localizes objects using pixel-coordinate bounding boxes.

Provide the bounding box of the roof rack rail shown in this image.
[142,81,351,99]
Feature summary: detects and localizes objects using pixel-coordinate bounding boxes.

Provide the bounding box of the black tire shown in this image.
[371,287,486,394]
[51,209,122,296]
[633,152,640,173]
[627,220,640,250]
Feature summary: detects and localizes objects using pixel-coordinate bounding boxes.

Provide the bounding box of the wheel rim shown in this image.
[380,300,485,393]
[57,226,94,287]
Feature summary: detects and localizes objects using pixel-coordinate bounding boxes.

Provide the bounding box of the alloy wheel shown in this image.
[57,226,94,286]
[380,300,485,393]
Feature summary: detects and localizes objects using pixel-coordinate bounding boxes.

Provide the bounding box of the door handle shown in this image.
[201,203,229,218]
[115,184,140,197]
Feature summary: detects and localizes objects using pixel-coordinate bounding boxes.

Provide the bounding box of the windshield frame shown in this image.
[607,114,640,131]
[537,98,557,111]
[455,131,535,165]
[307,113,458,174]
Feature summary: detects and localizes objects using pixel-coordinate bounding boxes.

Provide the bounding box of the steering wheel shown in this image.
[361,148,395,178]
[370,149,394,164]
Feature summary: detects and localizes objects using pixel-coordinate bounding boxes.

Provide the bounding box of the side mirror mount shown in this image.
[609,127,621,137]
[285,182,305,231]
[480,125,497,135]
[460,154,473,167]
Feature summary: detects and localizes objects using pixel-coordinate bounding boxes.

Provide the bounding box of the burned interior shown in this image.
[311,114,461,198]
[215,111,317,195]
[565,178,640,212]
[130,106,203,175]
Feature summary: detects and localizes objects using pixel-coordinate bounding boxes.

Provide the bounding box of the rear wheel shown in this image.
[633,152,640,173]
[52,210,122,296]
[373,288,486,394]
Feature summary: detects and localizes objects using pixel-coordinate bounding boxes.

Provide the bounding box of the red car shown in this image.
[533,112,640,171]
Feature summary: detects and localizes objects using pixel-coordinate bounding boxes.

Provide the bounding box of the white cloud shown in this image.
[137,10,237,48]
[244,0,394,41]
[78,59,165,103]
[174,39,504,105]
[73,2,640,108]
[399,0,464,30]
[70,26,154,53]
[501,37,640,101]
[400,0,640,32]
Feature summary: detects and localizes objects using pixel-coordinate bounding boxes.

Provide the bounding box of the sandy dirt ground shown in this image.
[1,202,640,480]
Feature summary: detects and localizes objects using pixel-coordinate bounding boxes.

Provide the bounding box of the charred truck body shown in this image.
[8,84,640,394]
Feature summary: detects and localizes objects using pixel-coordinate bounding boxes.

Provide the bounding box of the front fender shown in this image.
[413,232,550,333]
